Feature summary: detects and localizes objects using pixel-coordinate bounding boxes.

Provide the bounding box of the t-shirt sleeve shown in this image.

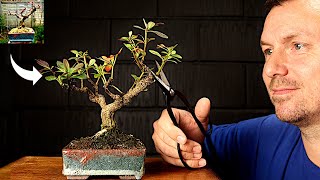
[203,116,269,178]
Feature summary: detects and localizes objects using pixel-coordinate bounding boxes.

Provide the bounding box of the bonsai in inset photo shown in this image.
[0,0,44,44]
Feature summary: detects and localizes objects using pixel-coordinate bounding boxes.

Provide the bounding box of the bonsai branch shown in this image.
[98,69,154,131]
[87,78,98,94]
[9,2,39,28]
[71,85,95,99]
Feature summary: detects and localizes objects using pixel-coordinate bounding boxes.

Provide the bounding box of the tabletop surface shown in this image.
[0,156,221,180]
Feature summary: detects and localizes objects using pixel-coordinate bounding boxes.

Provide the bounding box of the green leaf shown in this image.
[147,38,155,43]
[68,57,78,61]
[149,30,168,39]
[171,54,182,59]
[157,44,167,50]
[70,50,79,56]
[131,34,138,40]
[60,74,67,80]
[63,59,70,71]
[72,73,87,79]
[94,74,101,78]
[131,74,139,81]
[68,68,75,76]
[57,76,63,86]
[36,59,50,69]
[147,21,155,30]
[168,44,178,50]
[73,63,84,71]
[124,43,133,51]
[161,51,168,55]
[149,50,162,59]
[133,25,144,31]
[168,59,178,64]
[57,61,64,69]
[135,39,144,44]
[143,18,148,28]
[70,50,78,54]
[56,67,65,73]
[141,51,146,57]
[89,59,96,66]
[45,75,56,81]
[171,57,182,62]
[119,37,129,41]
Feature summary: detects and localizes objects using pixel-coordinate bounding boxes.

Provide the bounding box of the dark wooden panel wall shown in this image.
[0,0,274,167]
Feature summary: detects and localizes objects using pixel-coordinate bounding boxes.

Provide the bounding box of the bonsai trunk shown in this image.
[91,70,154,135]
[101,108,116,130]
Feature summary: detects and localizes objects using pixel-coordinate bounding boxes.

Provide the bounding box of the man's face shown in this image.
[261,0,320,126]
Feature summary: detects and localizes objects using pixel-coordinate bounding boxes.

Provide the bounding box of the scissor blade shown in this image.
[155,61,170,87]
[150,70,171,93]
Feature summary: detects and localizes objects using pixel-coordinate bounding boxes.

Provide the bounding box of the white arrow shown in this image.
[10,54,42,85]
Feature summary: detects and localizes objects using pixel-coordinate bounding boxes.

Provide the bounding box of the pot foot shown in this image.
[119,175,141,179]
[66,175,89,179]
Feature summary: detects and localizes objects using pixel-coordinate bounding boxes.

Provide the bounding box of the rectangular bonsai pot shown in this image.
[8,33,34,43]
[62,148,146,179]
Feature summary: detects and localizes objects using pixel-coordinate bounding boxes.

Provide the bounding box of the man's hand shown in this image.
[152,97,211,168]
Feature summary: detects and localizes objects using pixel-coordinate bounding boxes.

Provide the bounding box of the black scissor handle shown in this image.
[166,91,209,169]
[166,95,192,169]
[174,90,207,136]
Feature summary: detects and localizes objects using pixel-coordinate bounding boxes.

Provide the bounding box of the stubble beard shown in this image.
[272,98,309,126]
[269,77,309,126]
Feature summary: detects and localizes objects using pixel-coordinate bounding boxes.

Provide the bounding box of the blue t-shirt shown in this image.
[203,114,320,180]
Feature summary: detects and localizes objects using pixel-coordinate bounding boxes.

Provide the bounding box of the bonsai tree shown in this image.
[9,1,40,28]
[36,19,182,138]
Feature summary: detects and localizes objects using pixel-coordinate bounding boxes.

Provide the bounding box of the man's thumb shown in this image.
[195,97,211,125]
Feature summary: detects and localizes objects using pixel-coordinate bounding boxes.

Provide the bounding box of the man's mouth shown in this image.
[271,87,298,95]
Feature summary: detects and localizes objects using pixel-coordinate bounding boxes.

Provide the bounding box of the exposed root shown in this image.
[92,129,108,139]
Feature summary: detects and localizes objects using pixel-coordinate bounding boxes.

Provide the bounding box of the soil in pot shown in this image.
[65,128,145,150]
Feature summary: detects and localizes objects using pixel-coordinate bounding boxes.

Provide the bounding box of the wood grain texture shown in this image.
[0,156,220,180]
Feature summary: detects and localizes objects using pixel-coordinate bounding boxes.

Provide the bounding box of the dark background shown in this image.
[0,0,274,167]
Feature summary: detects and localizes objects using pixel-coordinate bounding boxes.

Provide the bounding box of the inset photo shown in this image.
[0,0,44,44]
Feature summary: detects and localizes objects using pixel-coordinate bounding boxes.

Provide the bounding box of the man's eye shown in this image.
[264,49,273,55]
[294,43,304,50]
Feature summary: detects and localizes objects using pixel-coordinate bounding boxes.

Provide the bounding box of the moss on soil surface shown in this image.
[9,27,34,34]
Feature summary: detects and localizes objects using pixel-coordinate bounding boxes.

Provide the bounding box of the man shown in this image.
[152,0,320,179]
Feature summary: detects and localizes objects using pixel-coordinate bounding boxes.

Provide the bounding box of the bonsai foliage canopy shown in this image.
[37,19,182,137]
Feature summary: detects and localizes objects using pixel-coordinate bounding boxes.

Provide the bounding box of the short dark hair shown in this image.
[265,0,289,13]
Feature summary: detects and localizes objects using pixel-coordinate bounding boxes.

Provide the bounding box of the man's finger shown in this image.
[153,119,202,152]
[153,120,178,149]
[161,154,207,168]
[195,97,211,126]
[180,139,202,154]
[182,97,211,143]
[155,110,188,144]
[153,132,202,159]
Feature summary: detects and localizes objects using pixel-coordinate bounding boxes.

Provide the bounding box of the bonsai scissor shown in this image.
[151,62,207,169]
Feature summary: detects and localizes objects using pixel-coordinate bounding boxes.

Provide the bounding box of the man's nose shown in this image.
[263,51,288,78]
